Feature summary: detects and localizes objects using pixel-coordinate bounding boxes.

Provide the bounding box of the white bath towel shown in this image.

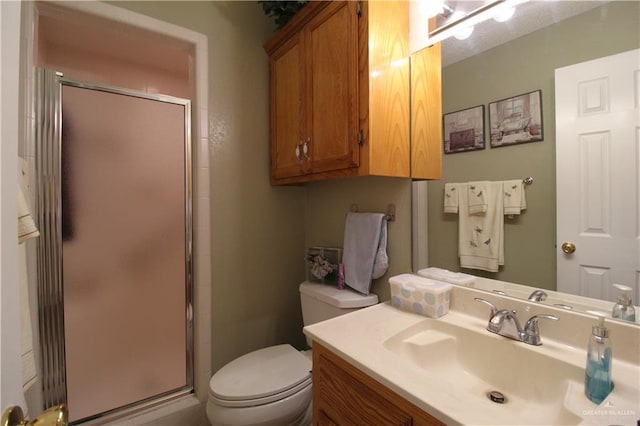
[443,183,459,213]
[458,181,504,272]
[343,212,386,295]
[468,181,489,215]
[503,179,527,215]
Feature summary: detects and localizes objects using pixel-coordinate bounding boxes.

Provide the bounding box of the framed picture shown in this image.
[489,90,543,148]
[443,105,485,154]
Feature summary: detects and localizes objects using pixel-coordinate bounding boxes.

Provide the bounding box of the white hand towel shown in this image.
[17,158,38,403]
[18,157,39,243]
[468,181,489,215]
[503,179,527,215]
[343,212,386,295]
[443,183,459,213]
[18,186,39,243]
[458,181,504,272]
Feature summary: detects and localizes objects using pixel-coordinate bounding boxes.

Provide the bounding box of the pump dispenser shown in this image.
[584,314,612,404]
[612,284,636,322]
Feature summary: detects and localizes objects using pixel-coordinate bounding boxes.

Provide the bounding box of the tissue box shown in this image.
[306,247,342,284]
[389,273,452,318]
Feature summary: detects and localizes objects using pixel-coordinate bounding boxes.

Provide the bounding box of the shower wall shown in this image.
[36,3,192,98]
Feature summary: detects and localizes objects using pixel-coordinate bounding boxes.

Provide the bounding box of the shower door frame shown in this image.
[34,68,194,423]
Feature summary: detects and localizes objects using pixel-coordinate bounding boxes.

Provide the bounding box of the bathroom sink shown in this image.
[383,318,584,425]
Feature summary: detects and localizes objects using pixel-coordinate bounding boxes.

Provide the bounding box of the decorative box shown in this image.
[306,247,342,284]
[389,273,452,318]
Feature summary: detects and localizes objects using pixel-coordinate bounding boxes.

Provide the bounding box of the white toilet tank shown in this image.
[299,282,378,346]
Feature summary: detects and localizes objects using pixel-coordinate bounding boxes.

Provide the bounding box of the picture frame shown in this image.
[489,90,543,148]
[443,105,485,154]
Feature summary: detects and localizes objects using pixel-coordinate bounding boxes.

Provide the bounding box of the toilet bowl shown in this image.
[206,345,312,426]
[206,282,378,426]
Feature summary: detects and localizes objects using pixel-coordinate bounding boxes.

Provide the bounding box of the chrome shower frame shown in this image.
[33,68,194,423]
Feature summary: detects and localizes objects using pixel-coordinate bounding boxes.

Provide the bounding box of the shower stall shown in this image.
[34,68,194,423]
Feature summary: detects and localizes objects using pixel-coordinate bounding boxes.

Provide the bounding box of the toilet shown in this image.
[206,281,378,426]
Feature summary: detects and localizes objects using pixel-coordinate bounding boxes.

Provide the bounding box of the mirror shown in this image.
[411,0,640,324]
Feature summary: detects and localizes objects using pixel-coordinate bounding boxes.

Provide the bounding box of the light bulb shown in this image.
[420,0,445,18]
[454,25,474,40]
[493,6,515,22]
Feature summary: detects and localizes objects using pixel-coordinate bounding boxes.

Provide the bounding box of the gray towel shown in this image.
[343,212,386,295]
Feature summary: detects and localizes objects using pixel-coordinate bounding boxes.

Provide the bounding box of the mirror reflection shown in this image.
[413,1,640,325]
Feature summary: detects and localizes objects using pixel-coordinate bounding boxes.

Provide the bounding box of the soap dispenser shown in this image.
[584,314,612,404]
[612,284,636,322]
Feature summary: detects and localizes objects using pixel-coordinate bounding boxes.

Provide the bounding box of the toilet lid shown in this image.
[209,344,312,407]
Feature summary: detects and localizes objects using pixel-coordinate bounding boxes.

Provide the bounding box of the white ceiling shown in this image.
[441,1,610,67]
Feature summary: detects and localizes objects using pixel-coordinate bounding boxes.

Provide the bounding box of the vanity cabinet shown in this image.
[313,342,445,426]
[264,1,442,185]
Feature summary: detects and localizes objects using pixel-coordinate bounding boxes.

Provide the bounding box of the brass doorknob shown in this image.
[2,404,67,426]
[561,242,576,254]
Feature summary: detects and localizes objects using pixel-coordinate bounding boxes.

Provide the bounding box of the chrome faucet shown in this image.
[475,298,558,345]
[528,290,548,302]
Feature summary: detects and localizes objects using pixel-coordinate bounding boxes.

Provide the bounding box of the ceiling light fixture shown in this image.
[454,25,474,40]
[420,0,445,18]
[493,6,516,22]
[426,0,528,46]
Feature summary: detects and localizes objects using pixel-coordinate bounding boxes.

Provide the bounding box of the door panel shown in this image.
[306,1,359,173]
[61,85,188,421]
[555,49,640,303]
[271,34,304,179]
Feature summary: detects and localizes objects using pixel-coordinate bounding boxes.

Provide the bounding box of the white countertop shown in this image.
[304,298,640,426]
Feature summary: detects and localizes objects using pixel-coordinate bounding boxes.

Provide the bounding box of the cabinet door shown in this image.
[270,33,304,180]
[304,1,359,174]
[315,348,413,425]
[313,343,446,426]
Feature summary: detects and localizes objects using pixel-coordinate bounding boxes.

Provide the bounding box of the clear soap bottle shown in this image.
[584,315,612,404]
[612,283,636,322]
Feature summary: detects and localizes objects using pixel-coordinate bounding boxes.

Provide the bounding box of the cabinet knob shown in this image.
[303,137,311,161]
[295,141,303,163]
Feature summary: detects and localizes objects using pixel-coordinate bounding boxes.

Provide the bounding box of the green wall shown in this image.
[429,1,640,290]
[305,177,413,302]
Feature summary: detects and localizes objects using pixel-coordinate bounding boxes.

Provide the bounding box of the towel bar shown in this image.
[523,176,533,185]
[349,203,395,221]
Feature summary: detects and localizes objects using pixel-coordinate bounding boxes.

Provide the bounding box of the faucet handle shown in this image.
[474,297,497,316]
[528,290,548,302]
[523,314,558,345]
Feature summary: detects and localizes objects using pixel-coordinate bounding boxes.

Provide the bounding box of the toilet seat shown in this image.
[209,344,312,408]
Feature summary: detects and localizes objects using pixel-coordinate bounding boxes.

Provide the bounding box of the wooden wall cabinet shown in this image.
[313,342,445,425]
[264,1,442,185]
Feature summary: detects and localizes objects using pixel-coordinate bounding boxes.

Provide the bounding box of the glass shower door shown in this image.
[35,68,193,423]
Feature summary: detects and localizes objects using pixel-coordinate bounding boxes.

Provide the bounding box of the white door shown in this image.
[555,49,640,304]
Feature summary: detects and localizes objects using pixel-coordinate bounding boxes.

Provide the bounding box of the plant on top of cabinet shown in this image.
[259,1,307,29]
[264,1,442,185]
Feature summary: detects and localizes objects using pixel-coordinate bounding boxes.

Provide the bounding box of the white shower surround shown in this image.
[19,1,211,423]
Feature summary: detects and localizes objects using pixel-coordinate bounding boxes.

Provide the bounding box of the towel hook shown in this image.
[350,203,395,222]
